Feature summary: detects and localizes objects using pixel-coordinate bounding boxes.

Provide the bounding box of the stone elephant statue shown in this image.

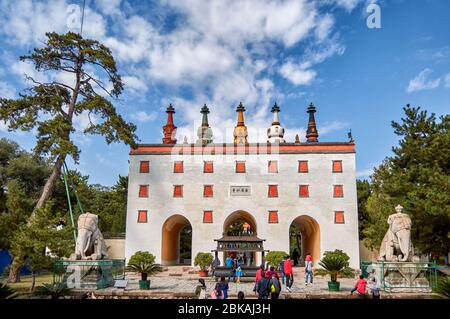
[70,212,108,260]
[379,205,414,262]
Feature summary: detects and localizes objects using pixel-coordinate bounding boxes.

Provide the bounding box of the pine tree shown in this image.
[0,32,137,282]
[363,105,450,258]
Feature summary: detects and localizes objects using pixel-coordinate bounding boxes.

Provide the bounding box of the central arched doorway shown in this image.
[161,215,192,266]
[289,215,320,266]
[223,210,257,236]
[221,210,258,266]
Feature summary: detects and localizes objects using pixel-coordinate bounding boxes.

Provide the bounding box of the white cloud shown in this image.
[130,111,157,123]
[279,62,317,86]
[0,81,16,99]
[319,121,349,136]
[356,168,374,178]
[407,68,441,93]
[123,75,148,94]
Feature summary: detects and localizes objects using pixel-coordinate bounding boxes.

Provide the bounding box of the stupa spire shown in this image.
[196,104,213,145]
[267,102,285,143]
[162,104,177,144]
[305,102,319,143]
[233,102,248,144]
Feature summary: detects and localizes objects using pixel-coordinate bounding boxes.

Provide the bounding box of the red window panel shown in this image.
[173,185,183,197]
[334,185,344,197]
[298,161,308,173]
[139,185,148,197]
[268,160,278,173]
[335,211,345,224]
[137,210,148,223]
[236,161,246,173]
[203,185,213,197]
[268,185,278,197]
[204,161,214,173]
[174,161,184,173]
[332,160,343,173]
[139,161,149,173]
[203,211,213,223]
[268,211,278,223]
[299,185,309,197]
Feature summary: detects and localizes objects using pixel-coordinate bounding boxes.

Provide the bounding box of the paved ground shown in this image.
[84,266,432,299]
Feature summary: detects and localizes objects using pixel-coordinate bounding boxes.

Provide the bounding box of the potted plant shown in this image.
[315,249,355,291]
[265,251,289,275]
[127,251,162,290]
[194,252,214,277]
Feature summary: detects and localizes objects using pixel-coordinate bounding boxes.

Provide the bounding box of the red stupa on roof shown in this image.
[162,104,177,144]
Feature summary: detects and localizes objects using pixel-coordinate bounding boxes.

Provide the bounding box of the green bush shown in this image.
[0,283,17,299]
[127,251,162,281]
[194,252,214,271]
[314,249,355,282]
[34,282,72,299]
[265,251,289,268]
[433,276,450,299]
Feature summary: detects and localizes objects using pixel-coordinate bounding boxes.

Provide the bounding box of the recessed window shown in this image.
[335,211,345,224]
[298,160,308,173]
[333,185,344,197]
[137,210,148,223]
[268,185,278,197]
[174,161,184,173]
[173,185,183,197]
[203,211,213,223]
[268,160,278,173]
[332,160,343,173]
[139,185,148,198]
[268,211,278,223]
[236,161,246,173]
[299,185,309,198]
[204,161,214,173]
[139,161,149,173]
[203,185,213,197]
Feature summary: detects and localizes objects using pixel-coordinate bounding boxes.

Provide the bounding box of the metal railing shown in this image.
[53,259,126,289]
[361,261,438,292]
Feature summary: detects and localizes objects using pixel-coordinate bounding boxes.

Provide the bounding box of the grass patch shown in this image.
[2,273,54,297]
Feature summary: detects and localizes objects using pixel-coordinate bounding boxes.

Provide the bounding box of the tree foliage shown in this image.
[362,105,450,256]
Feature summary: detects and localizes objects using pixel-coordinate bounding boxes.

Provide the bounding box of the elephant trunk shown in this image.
[396,229,411,261]
[77,229,92,259]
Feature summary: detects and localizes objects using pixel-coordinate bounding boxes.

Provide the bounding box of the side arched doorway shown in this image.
[289,215,320,266]
[161,215,192,266]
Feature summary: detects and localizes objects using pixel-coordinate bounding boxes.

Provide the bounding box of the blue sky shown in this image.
[0,0,449,186]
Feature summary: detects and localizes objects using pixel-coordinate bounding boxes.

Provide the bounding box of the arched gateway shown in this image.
[161,215,192,266]
[289,215,320,265]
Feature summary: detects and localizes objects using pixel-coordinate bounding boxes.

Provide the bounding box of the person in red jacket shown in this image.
[283,256,293,291]
[253,265,264,294]
[350,275,367,299]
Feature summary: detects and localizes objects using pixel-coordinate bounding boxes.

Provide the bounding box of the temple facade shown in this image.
[125,103,360,268]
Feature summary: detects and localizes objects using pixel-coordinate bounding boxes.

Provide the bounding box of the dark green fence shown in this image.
[361,261,437,292]
[53,259,126,289]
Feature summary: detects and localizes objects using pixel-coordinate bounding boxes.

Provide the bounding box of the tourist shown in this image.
[225,254,233,267]
[266,266,278,279]
[253,265,264,294]
[219,276,229,299]
[237,291,245,300]
[279,258,285,285]
[367,277,381,299]
[211,282,224,299]
[305,253,313,286]
[227,257,236,282]
[350,275,368,299]
[211,256,221,278]
[284,256,294,291]
[235,265,243,283]
[269,273,281,299]
[256,271,270,299]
